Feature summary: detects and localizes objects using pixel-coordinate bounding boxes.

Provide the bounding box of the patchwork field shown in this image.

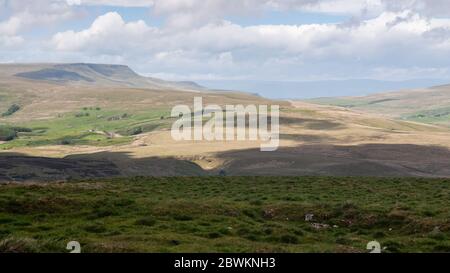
[0,177,449,253]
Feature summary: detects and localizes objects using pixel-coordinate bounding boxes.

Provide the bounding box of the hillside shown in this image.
[199,79,450,99]
[307,84,450,126]
[1,63,450,180]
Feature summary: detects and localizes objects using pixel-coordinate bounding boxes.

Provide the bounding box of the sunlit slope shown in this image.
[1,63,450,178]
[2,99,450,179]
[308,85,450,126]
[0,63,282,149]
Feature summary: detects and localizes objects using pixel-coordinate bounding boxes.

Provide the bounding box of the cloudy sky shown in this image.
[1,0,450,83]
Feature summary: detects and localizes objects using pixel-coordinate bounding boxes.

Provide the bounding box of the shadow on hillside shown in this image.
[0,152,205,182]
[213,143,450,177]
[1,143,450,182]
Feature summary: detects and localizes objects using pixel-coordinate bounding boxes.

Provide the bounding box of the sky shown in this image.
[1,0,450,87]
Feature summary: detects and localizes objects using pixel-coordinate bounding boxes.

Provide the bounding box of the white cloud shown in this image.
[2,0,450,80]
[66,0,450,18]
[59,0,450,31]
[0,12,24,47]
[51,10,450,56]
[66,0,153,7]
[0,35,24,48]
[48,10,450,80]
[52,12,157,52]
[0,0,78,39]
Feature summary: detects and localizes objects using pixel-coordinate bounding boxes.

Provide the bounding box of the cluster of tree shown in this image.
[75,107,103,117]
[83,107,101,111]
[75,112,90,118]
[107,113,130,121]
[1,104,20,117]
[0,125,31,141]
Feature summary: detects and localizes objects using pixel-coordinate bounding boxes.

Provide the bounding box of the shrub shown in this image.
[13,127,32,133]
[60,139,72,145]
[0,126,17,141]
[131,127,143,135]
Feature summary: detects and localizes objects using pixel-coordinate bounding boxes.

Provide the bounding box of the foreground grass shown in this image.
[0,177,449,253]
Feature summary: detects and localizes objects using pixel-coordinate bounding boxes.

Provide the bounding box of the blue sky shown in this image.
[227,11,348,26]
[1,0,450,93]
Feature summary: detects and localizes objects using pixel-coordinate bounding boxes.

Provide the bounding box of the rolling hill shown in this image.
[1,63,450,180]
[307,84,450,126]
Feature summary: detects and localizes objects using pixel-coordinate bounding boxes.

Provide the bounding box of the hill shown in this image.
[307,84,450,126]
[0,63,206,91]
[1,63,450,180]
[199,79,450,99]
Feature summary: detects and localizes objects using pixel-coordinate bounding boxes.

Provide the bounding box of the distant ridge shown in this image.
[0,63,206,92]
[307,84,450,126]
[16,68,95,82]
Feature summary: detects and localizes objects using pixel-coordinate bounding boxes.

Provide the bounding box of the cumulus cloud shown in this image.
[66,0,153,7]
[0,0,78,47]
[52,12,156,52]
[51,10,450,57]
[2,0,450,80]
[48,9,450,80]
[65,0,450,18]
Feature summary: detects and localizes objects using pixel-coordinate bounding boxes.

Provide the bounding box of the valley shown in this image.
[1,64,450,181]
[1,63,450,254]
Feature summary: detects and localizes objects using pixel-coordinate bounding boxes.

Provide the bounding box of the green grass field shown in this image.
[306,98,370,108]
[0,177,449,253]
[0,107,172,149]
